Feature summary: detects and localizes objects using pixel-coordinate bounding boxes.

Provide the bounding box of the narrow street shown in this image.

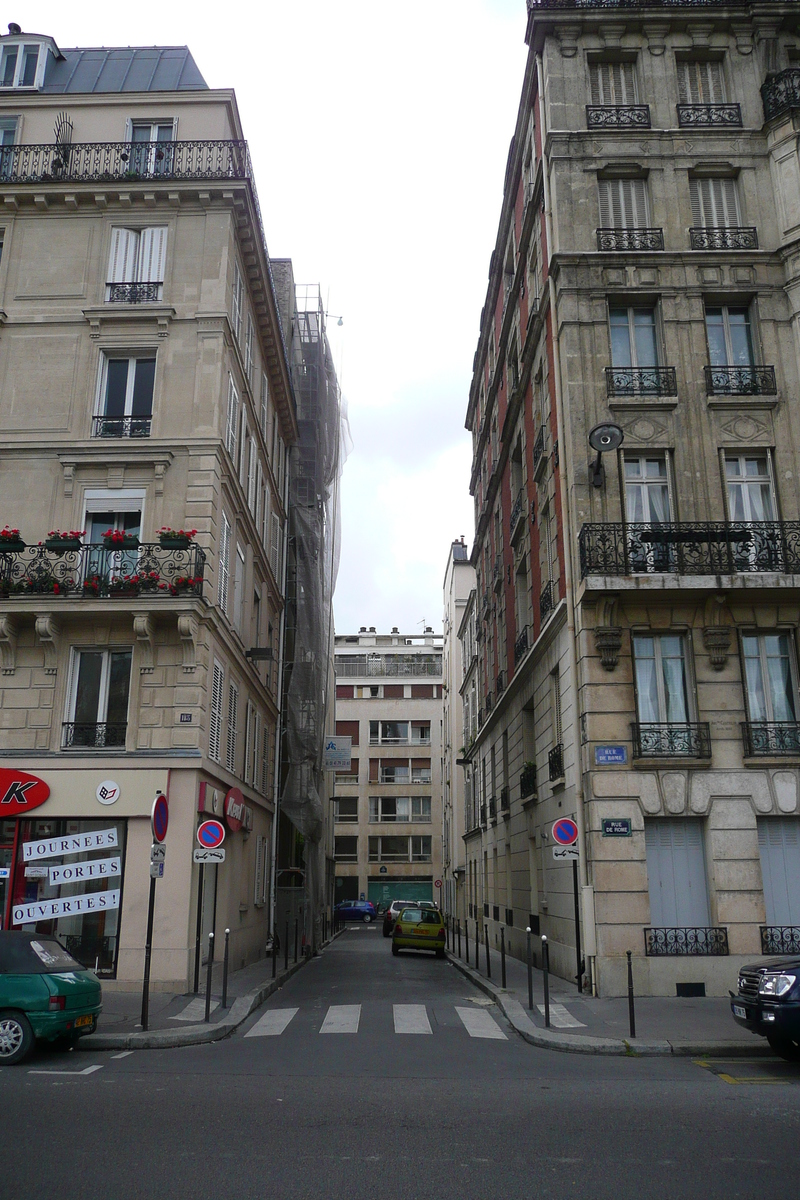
[2,929,799,1200]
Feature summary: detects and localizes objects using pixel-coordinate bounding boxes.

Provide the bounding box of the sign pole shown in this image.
[140,870,157,1031]
[193,862,204,994]
[572,858,583,994]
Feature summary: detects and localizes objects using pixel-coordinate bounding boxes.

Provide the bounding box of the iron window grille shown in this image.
[644,927,729,956]
[500,786,510,812]
[606,366,677,396]
[741,722,800,757]
[548,743,564,782]
[677,103,742,127]
[92,415,152,439]
[689,227,758,251]
[596,228,664,252]
[762,67,800,123]
[520,763,537,798]
[760,926,800,956]
[0,542,205,598]
[704,365,777,395]
[586,105,651,129]
[539,579,554,623]
[579,521,800,578]
[514,625,529,664]
[105,281,161,304]
[62,722,127,749]
[631,722,711,758]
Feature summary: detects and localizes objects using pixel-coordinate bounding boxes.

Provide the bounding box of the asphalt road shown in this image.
[2,926,799,1200]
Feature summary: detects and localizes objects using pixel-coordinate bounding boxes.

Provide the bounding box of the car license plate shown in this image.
[74,1014,94,1028]
[733,1005,746,1019]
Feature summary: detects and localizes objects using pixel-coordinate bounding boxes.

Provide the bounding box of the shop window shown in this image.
[64,649,132,749]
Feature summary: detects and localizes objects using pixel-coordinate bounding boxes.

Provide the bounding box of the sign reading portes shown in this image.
[0,767,50,817]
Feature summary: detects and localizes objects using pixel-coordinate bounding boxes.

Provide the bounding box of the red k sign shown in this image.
[0,767,50,816]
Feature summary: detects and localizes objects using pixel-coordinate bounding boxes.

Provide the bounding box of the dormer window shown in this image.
[1,41,42,88]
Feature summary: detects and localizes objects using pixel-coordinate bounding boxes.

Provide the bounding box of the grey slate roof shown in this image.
[41,46,208,93]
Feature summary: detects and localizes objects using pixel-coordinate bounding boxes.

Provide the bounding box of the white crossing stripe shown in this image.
[170,997,218,1022]
[537,1003,586,1029]
[245,1007,299,1038]
[320,1004,361,1034]
[111,1051,134,1060]
[455,1006,507,1040]
[29,1064,103,1076]
[393,1004,432,1034]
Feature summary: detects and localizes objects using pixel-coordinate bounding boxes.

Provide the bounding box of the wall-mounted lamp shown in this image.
[588,422,624,489]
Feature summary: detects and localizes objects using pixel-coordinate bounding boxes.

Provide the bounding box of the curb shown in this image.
[446,951,773,1058]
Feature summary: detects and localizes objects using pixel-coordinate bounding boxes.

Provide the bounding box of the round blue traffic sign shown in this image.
[552,817,579,846]
[151,793,169,843]
[197,819,225,849]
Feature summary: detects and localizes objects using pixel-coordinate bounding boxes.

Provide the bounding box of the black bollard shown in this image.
[526,927,534,1011]
[284,921,289,971]
[272,931,277,979]
[465,918,470,966]
[500,926,507,989]
[222,928,230,1009]
[627,950,636,1039]
[294,917,299,965]
[204,931,215,1023]
[457,920,461,959]
[542,935,550,1029]
[476,920,480,970]
[484,925,491,980]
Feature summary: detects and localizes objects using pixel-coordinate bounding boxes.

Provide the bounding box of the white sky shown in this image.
[19,0,528,634]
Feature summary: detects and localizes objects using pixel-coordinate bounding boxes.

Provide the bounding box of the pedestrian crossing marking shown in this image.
[320,1004,361,1034]
[536,1002,586,1029]
[393,1004,432,1034]
[455,1006,507,1040]
[170,997,218,1022]
[245,1007,299,1038]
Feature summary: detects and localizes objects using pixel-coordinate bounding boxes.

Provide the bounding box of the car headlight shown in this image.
[758,973,797,998]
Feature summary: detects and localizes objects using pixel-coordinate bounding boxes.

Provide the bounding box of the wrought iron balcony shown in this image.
[579,521,800,577]
[500,786,510,812]
[539,579,554,623]
[644,927,729,957]
[761,926,800,956]
[677,103,742,127]
[632,722,711,759]
[606,366,677,397]
[493,554,504,592]
[586,105,651,129]
[488,796,497,819]
[548,743,564,782]
[704,365,776,395]
[480,803,487,828]
[741,722,800,757]
[92,415,152,438]
[596,227,664,252]
[520,763,537,799]
[514,625,529,665]
[533,425,545,471]
[0,542,205,599]
[106,281,162,303]
[689,227,758,251]
[0,139,251,186]
[762,67,800,122]
[529,0,753,8]
[62,722,127,750]
[510,488,526,535]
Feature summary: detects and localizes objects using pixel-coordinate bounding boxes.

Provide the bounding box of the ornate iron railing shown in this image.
[0,139,250,186]
[480,804,487,828]
[579,521,800,577]
[493,554,503,591]
[762,68,800,122]
[742,722,800,757]
[488,796,497,819]
[510,488,526,533]
[500,786,510,812]
[644,927,729,957]
[0,542,205,598]
[606,366,677,396]
[586,105,651,129]
[677,103,742,127]
[106,281,162,303]
[632,722,711,758]
[62,722,127,750]
[92,415,152,438]
[760,926,800,956]
[548,743,564,782]
[704,365,776,395]
[529,0,751,8]
[689,227,758,251]
[597,227,664,251]
[520,764,537,799]
[514,625,529,664]
[539,579,554,623]
[496,670,505,696]
[533,425,545,471]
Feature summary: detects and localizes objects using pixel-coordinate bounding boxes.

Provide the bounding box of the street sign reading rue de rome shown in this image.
[552,818,579,846]
[594,745,627,766]
[197,820,226,849]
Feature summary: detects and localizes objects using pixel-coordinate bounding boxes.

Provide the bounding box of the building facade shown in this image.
[442,539,474,923]
[463,0,800,995]
[333,629,443,910]
[0,28,297,990]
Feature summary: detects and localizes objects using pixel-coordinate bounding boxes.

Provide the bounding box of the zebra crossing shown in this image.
[243,1002,507,1040]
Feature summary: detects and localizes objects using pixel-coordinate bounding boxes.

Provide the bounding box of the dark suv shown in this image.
[731,955,800,1060]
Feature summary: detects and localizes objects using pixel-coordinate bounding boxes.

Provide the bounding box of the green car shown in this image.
[0,931,103,1065]
[392,907,446,958]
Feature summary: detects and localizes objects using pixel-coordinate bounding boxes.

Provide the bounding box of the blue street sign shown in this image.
[595,745,627,766]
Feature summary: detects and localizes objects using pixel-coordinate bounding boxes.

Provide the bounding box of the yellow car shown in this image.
[391,907,446,958]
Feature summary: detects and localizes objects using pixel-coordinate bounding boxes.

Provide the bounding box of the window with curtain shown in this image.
[625,456,671,523]
[742,634,798,725]
[725,454,776,522]
[705,306,755,367]
[598,178,649,228]
[590,61,637,105]
[610,306,659,368]
[633,634,691,725]
[66,649,132,749]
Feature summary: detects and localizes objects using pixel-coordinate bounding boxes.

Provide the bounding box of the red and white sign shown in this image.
[151,792,169,843]
[0,767,50,817]
[197,819,226,849]
[224,787,246,832]
[434,879,442,889]
[552,817,579,846]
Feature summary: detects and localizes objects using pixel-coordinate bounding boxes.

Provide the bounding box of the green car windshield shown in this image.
[0,935,84,975]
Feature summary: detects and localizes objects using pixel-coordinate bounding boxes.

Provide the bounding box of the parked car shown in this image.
[392,907,446,958]
[0,931,103,1066]
[334,900,377,924]
[731,955,800,1060]
[382,899,420,938]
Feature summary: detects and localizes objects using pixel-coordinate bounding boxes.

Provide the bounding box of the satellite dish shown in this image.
[588,422,624,488]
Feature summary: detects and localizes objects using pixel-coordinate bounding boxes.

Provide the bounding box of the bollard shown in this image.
[457,920,461,959]
[204,931,215,1023]
[476,920,480,971]
[284,921,289,971]
[222,928,230,1009]
[294,917,299,965]
[484,924,491,980]
[465,918,470,966]
[272,931,277,979]
[526,927,533,1011]
[500,926,507,989]
[542,935,550,1029]
[627,950,636,1039]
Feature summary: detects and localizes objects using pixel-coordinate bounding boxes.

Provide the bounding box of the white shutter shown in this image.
[108,228,139,283]
[645,819,711,928]
[225,376,239,457]
[599,179,648,228]
[251,709,260,789]
[234,543,245,631]
[232,261,243,340]
[271,513,281,579]
[261,723,271,795]
[248,441,257,513]
[218,511,231,613]
[137,226,168,282]
[245,315,254,382]
[244,702,254,784]
[260,373,269,438]
[239,417,248,483]
[690,178,739,227]
[226,682,238,774]
[209,660,224,763]
[255,462,263,529]
[591,61,636,106]
[758,818,800,926]
[679,59,724,105]
[262,489,271,554]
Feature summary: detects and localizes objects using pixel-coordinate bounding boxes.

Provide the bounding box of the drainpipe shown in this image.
[269,442,291,942]
[537,54,594,994]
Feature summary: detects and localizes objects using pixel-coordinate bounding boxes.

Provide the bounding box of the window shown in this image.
[610,306,659,368]
[225,375,239,458]
[725,454,776,522]
[598,178,649,228]
[245,702,259,786]
[645,819,711,927]
[95,354,155,438]
[270,513,282,580]
[232,261,243,341]
[369,721,409,745]
[625,456,672,523]
[411,722,431,744]
[705,306,754,368]
[245,314,255,386]
[226,682,238,774]
[233,544,245,632]
[368,836,408,863]
[758,819,800,927]
[590,61,637,105]
[335,798,358,823]
[209,661,224,762]
[218,512,231,614]
[678,59,725,105]
[742,634,798,726]
[334,836,358,862]
[83,506,141,578]
[380,762,410,784]
[689,177,739,228]
[411,836,432,862]
[106,227,167,301]
[633,635,690,725]
[65,649,132,749]
[0,42,43,89]
[411,764,432,784]
[0,117,16,181]
[247,442,257,513]
[260,372,270,440]
[129,121,175,175]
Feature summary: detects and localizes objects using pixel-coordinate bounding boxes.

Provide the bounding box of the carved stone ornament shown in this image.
[0,615,18,675]
[555,24,580,57]
[35,615,61,675]
[133,612,155,674]
[702,625,732,670]
[594,626,623,671]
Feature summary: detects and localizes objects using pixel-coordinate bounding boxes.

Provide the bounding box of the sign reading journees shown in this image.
[0,767,50,817]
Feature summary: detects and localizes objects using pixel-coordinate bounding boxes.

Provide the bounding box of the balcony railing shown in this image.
[760,926,800,956]
[539,579,554,623]
[704,365,777,396]
[335,657,441,677]
[586,105,650,129]
[92,415,152,439]
[762,68,800,122]
[548,743,564,782]
[632,722,711,759]
[0,139,251,186]
[529,0,753,8]
[0,542,205,599]
[480,803,487,828]
[677,103,742,127]
[514,625,529,664]
[496,671,505,697]
[488,796,497,820]
[510,488,526,535]
[606,366,677,397]
[500,786,510,812]
[520,763,537,799]
[106,281,162,303]
[62,722,127,750]
[597,227,664,252]
[493,554,503,592]
[579,521,800,577]
[742,722,800,757]
[689,227,758,251]
[644,927,729,957]
[533,425,545,471]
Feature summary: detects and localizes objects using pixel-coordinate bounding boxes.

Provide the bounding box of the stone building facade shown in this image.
[462,0,800,996]
[442,539,474,923]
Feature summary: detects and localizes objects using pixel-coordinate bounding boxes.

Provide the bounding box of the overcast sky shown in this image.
[21,0,528,634]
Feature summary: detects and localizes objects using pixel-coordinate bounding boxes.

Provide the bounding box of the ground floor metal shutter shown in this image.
[758,818,800,925]
[367,877,433,908]
[645,819,711,927]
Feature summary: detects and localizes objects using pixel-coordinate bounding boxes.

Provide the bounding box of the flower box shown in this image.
[102,534,139,549]
[0,527,24,551]
[159,536,190,550]
[45,538,83,552]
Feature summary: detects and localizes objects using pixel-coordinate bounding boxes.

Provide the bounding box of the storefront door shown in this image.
[0,820,17,930]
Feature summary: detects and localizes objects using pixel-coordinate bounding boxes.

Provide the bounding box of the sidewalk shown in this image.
[447,939,771,1058]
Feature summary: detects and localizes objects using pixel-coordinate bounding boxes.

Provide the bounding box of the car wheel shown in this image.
[363,914,372,924]
[0,1012,34,1066]
[767,1031,800,1061]
[391,943,399,956]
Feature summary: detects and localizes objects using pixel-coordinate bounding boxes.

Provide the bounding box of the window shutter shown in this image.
[591,61,635,105]
[218,511,231,613]
[245,315,254,382]
[252,710,260,790]
[689,178,703,225]
[225,376,239,457]
[248,441,257,512]
[692,178,739,226]
[137,227,168,282]
[260,373,269,438]
[232,261,243,340]
[255,462,263,528]
[226,682,238,774]
[271,513,281,579]
[234,543,245,631]
[680,59,724,104]
[108,228,138,283]
[244,702,254,783]
[239,417,248,482]
[261,723,271,795]
[209,660,224,762]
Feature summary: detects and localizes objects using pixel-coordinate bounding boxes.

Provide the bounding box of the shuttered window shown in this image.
[107,226,167,289]
[678,59,724,104]
[689,177,739,227]
[226,682,238,774]
[590,61,637,105]
[271,513,282,579]
[261,723,271,795]
[254,834,268,907]
[645,819,710,927]
[598,178,649,227]
[248,440,257,512]
[758,818,800,926]
[225,375,239,458]
[260,372,270,439]
[209,660,224,763]
[218,511,231,613]
[233,543,245,632]
[245,314,255,385]
[232,261,243,340]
